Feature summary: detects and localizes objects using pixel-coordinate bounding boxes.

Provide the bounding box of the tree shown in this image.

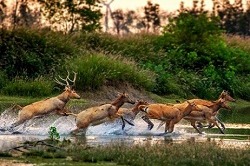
[144,1,160,32]
[38,0,103,33]
[0,0,7,28]
[11,0,40,29]
[215,0,244,35]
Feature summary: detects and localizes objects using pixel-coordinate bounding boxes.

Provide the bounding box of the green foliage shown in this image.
[0,71,8,89]
[73,32,165,63]
[67,53,155,91]
[163,12,221,47]
[0,152,12,157]
[1,26,250,100]
[48,126,60,141]
[69,142,250,166]
[2,78,54,97]
[38,0,102,33]
[0,28,77,78]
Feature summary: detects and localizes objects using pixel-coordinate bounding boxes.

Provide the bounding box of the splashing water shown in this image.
[0,108,185,136]
[0,109,249,151]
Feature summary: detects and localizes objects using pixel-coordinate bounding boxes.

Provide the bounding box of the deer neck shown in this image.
[111,97,125,110]
[208,101,222,113]
[57,91,70,104]
[183,105,193,116]
[132,105,140,116]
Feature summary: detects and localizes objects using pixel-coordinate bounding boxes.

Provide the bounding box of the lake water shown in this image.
[0,108,249,151]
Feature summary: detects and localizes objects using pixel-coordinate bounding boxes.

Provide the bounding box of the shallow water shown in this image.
[0,108,249,151]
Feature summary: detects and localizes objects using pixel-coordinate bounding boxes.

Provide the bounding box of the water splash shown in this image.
[0,109,185,136]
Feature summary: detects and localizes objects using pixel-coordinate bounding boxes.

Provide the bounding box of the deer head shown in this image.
[220,90,236,102]
[55,71,81,99]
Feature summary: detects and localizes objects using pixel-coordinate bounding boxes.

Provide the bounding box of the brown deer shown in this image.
[139,101,201,134]
[187,90,236,129]
[184,98,230,134]
[9,72,80,130]
[114,100,149,130]
[157,90,236,130]
[68,92,135,135]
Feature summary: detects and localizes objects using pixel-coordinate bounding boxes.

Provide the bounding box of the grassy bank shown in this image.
[1,28,250,100]
[1,141,249,166]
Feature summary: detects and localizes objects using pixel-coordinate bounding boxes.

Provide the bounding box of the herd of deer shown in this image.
[3,72,236,135]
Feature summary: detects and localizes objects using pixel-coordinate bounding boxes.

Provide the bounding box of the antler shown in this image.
[67,71,77,87]
[54,71,77,88]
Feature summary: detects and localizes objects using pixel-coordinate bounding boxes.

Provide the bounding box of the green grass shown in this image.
[67,52,155,91]
[4,141,250,166]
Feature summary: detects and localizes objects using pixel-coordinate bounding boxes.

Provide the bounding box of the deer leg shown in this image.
[207,117,224,134]
[10,119,26,129]
[196,121,211,128]
[71,128,80,135]
[164,120,170,133]
[121,116,126,130]
[191,120,202,134]
[167,120,175,133]
[157,121,165,130]
[121,116,134,130]
[141,116,154,130]
[56,109,70,116]
[214,116,225,130]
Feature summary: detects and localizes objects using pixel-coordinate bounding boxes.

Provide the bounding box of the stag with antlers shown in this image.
[9,71,81,130]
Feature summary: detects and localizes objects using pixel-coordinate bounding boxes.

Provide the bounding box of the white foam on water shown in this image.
[0,109,187,136]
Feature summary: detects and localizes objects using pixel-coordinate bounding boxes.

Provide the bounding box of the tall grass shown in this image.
[66,52,155,91]
[2,77,54,97]
[0,28,79,78]
[22,141,250,166]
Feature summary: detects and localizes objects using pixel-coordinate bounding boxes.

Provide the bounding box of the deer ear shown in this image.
[65,86,71,91]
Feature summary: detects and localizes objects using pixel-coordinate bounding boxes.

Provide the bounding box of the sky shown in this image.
[108,0,213,12]
[104,0,248,12]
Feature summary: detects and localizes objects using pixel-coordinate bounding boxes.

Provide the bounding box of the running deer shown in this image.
[139,101,201,134]
[184,98,230,134]
[157,90,236,131]
[188,90,236,129]
[68,92,135,135]
[9,72,80,129]
[115,100,149,130]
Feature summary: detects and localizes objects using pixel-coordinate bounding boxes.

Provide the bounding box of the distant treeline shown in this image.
[0,0,250,35]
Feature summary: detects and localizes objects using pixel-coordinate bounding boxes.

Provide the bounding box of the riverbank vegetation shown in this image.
[1,139,249,166]
[1,1,250,100]
[1,26,250,100]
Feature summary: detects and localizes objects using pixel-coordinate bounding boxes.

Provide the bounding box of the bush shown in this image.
[0,28,78,78]
[66,53,155,91]
[2,77,54,97]
[0,71,8,89]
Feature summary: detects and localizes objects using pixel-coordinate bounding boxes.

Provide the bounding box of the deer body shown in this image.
[139,101,200,133]
[184,98,229,134]
[10,72,80,129]
[70,93,135,135]
[186,90,235,129]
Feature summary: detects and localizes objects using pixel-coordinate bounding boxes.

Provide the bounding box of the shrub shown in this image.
[2,77,54,97]
[66,53,155,91]
[0,28,78,78]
